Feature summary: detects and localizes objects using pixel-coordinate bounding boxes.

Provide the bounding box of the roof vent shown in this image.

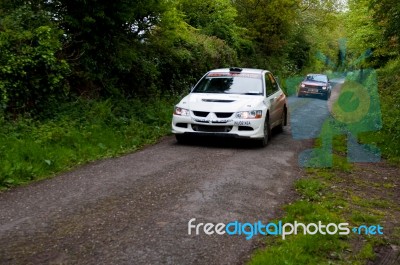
[229,67,243,72]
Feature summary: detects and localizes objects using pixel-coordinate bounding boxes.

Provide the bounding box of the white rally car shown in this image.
[172,67,287,146]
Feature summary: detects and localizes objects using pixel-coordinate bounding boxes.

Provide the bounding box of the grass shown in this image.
[249,168,392,265]
[294,178,325,201]
[250,176,350,265]
[0,96,177,189]
[249,132,399,265]
[250,233,349,265]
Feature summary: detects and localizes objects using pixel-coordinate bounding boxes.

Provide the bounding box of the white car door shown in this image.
[265,73,283,126]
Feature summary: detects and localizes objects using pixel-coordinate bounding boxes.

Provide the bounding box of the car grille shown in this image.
[215,112,233,118]
[193,111,209,117]
[192,125,233,133]
[192,111,233,118]
[305,85,323,90]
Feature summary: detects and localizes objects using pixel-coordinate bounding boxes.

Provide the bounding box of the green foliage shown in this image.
[359,58,400,163]
[286,29,311,73]
[371,0,400,53]
[0,96,176,189]
[47,0,167,93]
[230,0,302,73]
[234,0,297,55]
[0,6,69,114]
[0,0,351,109]
[298,2,346,73]
[344,0,400,164]
[144,5,238,94]
[345,0,388,68]
[283,76,304,96]
[177,0,250,51]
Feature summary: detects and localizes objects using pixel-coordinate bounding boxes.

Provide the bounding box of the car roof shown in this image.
[209,68,269,74]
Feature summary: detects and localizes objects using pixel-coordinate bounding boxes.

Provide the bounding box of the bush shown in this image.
[376,59,400,161]
[0,6,69,114]
[359,58,400,163]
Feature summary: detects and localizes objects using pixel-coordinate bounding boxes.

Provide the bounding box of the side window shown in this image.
[268,74,279,93]
[264,74,272,96]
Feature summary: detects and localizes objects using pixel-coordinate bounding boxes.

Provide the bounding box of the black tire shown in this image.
[259,117,271,147]
[276,108,286,133]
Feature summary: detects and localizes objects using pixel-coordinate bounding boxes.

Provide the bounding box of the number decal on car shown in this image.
[234,121,251,126]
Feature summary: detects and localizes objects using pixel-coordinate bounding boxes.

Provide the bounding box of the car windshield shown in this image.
[305,75,327,82]
[192,73,263,95]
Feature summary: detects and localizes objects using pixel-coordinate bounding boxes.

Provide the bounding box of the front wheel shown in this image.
[259,117,271,147]
[276,108,287,133]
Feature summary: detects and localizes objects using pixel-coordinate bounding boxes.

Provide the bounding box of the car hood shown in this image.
[178,93,265,112]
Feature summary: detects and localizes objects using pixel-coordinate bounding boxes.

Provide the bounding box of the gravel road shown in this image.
[0,80,342,265]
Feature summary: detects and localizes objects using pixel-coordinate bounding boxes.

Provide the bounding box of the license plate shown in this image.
[308,88,318,92]
[234,121,251,126]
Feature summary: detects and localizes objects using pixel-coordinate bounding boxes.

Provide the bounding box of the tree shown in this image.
[295,0,347,72]
[146,4,238,94]
[233,0,299,57]
[371,0,400,54]
[178,0,235,42]
[44,0,167,94]
[0,5,69,114]
[345,0,391,68]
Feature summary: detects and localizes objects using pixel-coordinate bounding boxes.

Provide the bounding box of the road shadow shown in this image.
[172,127,284,149]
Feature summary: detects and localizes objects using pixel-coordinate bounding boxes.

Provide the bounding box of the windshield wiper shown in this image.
[193,91,224,94]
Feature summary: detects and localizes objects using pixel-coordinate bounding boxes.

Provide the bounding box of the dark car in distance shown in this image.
[297,74,331,100]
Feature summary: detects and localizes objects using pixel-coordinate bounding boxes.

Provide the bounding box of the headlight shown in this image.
[174,106,190,116]
[301,83,305,88]
[322,86,327,90]
[235,110,262,119]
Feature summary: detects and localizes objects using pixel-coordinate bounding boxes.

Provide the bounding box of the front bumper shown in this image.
[298,87,329,97]
[171,114,265,139]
